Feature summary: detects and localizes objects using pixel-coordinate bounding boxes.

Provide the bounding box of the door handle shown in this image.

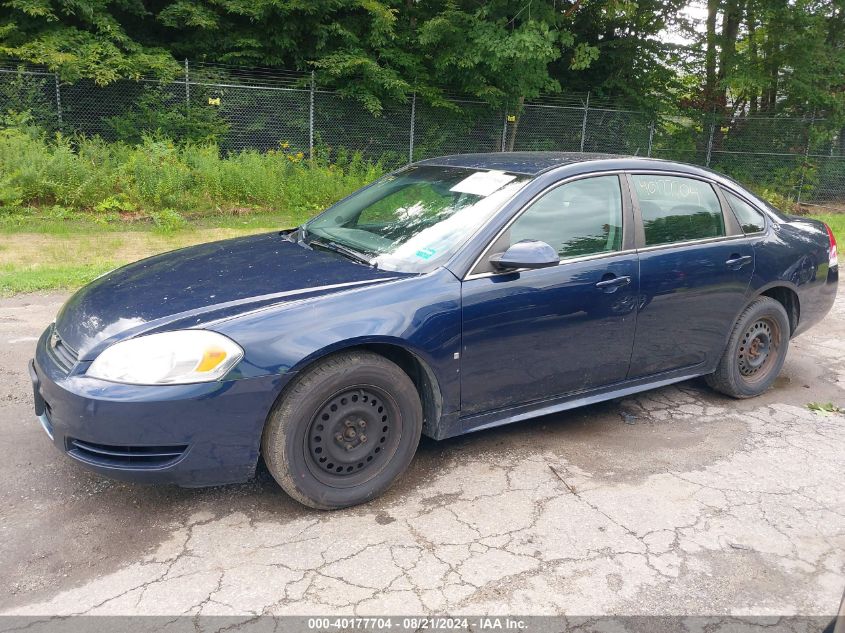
[595,275,632,292]
[725,254,752,269]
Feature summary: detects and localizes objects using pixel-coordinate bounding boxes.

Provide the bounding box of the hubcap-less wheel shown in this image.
[262,350,423,509]
[737,317,780,382]
[305,386,401,486]
[705,296,790,400]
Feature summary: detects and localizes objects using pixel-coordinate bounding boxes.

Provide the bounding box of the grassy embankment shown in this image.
[0,125,383,295]
[0,125,842,296]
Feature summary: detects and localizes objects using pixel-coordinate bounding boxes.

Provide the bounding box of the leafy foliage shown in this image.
[1,1,178,83]
[806,402,845,414]
[1,0,843,143]
[1,1,605,112]
[686,0,845,121]
[0,69,57,131]
[105,84,228,144]
[0,123,384,218]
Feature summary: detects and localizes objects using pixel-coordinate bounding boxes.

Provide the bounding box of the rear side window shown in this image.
[631,175,725,246]
[724,190,766,233]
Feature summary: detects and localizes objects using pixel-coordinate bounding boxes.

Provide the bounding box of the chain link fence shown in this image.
[2,60,844,207]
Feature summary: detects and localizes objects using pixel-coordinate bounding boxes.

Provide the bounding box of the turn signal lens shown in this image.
[195,346,229,373]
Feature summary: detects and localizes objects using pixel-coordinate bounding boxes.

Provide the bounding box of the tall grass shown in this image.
[0,122,384,225]
[805,212,845,246]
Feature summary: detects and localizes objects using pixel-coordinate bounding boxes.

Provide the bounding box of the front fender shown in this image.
[212,268,463,418]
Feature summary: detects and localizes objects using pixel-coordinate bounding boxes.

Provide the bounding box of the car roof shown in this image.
[412,152,786,221]
[414,152,711,177]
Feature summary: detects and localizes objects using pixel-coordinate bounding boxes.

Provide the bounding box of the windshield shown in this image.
[301,166,531,273]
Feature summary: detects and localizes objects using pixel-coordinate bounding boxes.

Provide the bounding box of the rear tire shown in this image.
[262,351,422,509]
[705,296,790,399]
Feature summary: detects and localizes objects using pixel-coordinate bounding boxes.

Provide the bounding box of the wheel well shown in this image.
[316,343,443,438]
[761,286,799,335]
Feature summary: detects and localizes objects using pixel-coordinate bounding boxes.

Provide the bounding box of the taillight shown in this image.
[825,223,838,268]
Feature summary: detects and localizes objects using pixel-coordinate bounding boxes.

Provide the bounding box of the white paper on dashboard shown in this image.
[450,170,517,197]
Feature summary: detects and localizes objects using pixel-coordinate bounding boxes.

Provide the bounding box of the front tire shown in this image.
[262,351,422,509]
[705,296,790,398]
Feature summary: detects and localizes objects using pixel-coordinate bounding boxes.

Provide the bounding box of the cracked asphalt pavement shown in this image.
[1,292,843,617]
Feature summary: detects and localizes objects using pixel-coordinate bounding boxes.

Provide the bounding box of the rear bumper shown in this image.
[31,326,291,487]
[794,264,838,337]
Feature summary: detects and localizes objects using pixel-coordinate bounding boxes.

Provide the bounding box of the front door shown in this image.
[627,173,755,377]
[460,174,639,418]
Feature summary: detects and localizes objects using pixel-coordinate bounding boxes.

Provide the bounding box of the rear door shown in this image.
[460,174,639,418]
[627,173,754,378]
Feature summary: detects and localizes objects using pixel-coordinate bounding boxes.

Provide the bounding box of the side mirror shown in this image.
[489,240,559,271]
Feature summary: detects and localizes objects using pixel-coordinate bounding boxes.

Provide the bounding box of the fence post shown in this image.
[647,120,655,157]
[309,70,315,161]
[184,59,190,114]
[580,92,590,152]
[53,73,63,129]
[797,112,814,205]
[705,112,715,167]
[409,92,416,164]
[501,111,508,152]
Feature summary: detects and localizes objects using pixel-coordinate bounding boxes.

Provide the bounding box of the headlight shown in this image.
[87,330,244,385]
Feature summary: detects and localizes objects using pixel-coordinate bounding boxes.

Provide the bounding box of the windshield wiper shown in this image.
[307,236,376,267]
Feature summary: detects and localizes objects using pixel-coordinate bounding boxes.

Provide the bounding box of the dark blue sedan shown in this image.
[30,153,838,508]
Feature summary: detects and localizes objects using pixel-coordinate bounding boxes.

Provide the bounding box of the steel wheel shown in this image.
[305,386,401,486]
[262,351,422,509]
[737,316,781,383]
[706,296,790,399]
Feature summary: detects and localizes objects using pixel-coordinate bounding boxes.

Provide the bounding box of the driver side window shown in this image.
[508,175,624,259]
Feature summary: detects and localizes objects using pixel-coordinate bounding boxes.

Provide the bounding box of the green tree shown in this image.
[550,0,690,113]
[694,0,845,119]
[1,0,600,113]
[3,0,844,124]
[1,0,178,83]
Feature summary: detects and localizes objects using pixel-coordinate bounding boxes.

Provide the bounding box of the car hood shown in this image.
[55,232,403,360]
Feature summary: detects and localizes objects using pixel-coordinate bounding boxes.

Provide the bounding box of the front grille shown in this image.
[67,438,188,469]
[47,329,78,373]
[53,338,77,368]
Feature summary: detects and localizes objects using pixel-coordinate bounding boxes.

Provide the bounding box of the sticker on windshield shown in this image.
[415,247,437,260]
[450,170,517,197]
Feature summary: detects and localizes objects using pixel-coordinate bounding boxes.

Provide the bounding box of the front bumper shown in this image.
[31,325,292,487]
